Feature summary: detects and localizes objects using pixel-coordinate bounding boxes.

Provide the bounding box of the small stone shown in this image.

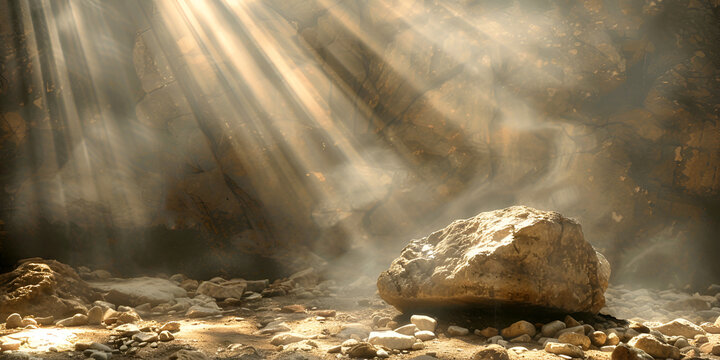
[502,320,536,338]
[447,325,469,336]
[89,342,113,352]
[160,321,181,332]
[270,333,307,345]
[342,339,359,347]
[150,342,158,348]
[258,321,291,334]
[488,335,503,344]
[544,342,584,358]
[368,330,416,350]
[556,325,584,337]
[651,318,706,338]
[159,330,174,341]
[376,349,389,358]
[476,327,499,338]
[674,337,689,348]
[601,345,616,352]
[120,345,128,351]
[415,330,436,341]
[410,315,437,332]
[394,324,418,335]
[57,313,88,327]
[374,317,391,328]
[606,332,620,345]
[347,342,377,358]
[558,332,591,350]
[412,342,425,350]
[87,306,104,325]
[327,345,341,353]
[5,313,22,329]
[628,333,680,359]
[186,304,221,318]
[280,304,306,313]
[564,315,580,328]
[1,339,21,351]
[314,309,336,317]
[701,322,720,334]
[472,344,510,360]
[699,342,720,355]
[20,317,37,327]
[541,320,566,338]
[132,332,158,343]
[611,343,653,360]
[591,330,607,346]
[510,334,532,343]
[34,316,54,325]
[695,334,709,344]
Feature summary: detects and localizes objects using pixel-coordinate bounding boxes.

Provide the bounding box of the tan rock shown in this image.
[558,332,591,350]
[196,281,246,300]
[591,330,608,346]
[377,207,608,313]
[472,344,510,360]
[545,342,584,358]
[651,318,705,338]
[628,333,680,359]
[502,320,537,339]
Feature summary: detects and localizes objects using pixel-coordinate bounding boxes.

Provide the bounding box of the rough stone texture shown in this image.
[410,315,437,332]
[628,333,681,359]
[611,343,654,360]
[89,277,187,306]
[558,332,591,350]
[541,320,566,338]
[651,318,706,338]
[377,206,608,313]
[544,342,584,358]
[196,281,246,300]
[502,321,537,339]
[0,259,97,319]
[367,331,416,350]
[472,344,510,360]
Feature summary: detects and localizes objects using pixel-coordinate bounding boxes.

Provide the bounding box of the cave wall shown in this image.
[1,0,719,287]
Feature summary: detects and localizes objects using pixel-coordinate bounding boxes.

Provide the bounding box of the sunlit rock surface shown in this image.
[377,206,609,313]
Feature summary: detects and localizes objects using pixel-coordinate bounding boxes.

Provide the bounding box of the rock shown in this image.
[591,331,607,346]
[368,330,416,350]
[93,301,115,310]
[34,316,54,325]
[447,325,469,336]
[502,320,536,338]
[628,333,680,359]
[347,342,377,358]
[196,280,246,300]
[695,334,709,344]
[159,330,174,341]
[674,337,690,348]
[313,309,336,317]
[5,313,22,329]
[544,342,584,358]
[477,327,499,338]
[20,317,36,327]
[410,315,437,332]
[377,207,608,313]
[601,345,616,352]
[394,324,418,335]
[699,342,720,355]
[541,320,566,337]
[701,322,720,334]
[186,304,221,318]
[89,342,113,352]
[558,332,591,350]
[376,349,389,358]
[280,304,305,313]
[75,341,93,351]
[327,345,341,353]
[270,333,308,345]
[160,321,181,332]
[259,321,291,334]
[564,315,581,328]
[114,323,140,336]
[556,325,584,337]
[606,332,620,345]
[412,342,424,350]
[57,313,88,326]
[133,332,158,343]
[337,323,372,339]
[510,334,532,343]
[1,338,21,351]
[651,318,706,338]
[415,330,436,341]
[116,310,141,324]
[611,343,654,360]
[0,260,97,320]
[87,306,104,325]
[93,277,186,306]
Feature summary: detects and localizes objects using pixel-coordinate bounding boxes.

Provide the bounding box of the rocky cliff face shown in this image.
[0,0,718,286]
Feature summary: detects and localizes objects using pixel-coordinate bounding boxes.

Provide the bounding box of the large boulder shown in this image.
[89,277,187,306]
[0,259,99,319]
[377,206,609,313]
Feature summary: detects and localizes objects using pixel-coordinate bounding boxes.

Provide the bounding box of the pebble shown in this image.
[87,306,104,325]
[57,313,88,327]
[611,343,653,360]
[411,342,425,350]
[394,324,418,335]
[476,327,499,338]
[280,304,306,313]
[159,330,174,341]
[606,331,620,345]
[132,332,158,343]
[674,337,690,348]
[326,345,341,353]
[160,321,181,332]
[701,322,720,333]
[447,325,469,337]
[510,334,532,343]
[1,339,21,351]
[34,316,54,326]
[558,332,591,350]
[20,318,37,327]
[410,315,437,332]
[471,345,510,360]
[89,342,113,352]
[541,320,566,337]
[259,321,291,334]
[591,330,607,346]
[699,342,720,356]
[368,330,416,350]
[314,309,336,317]
[651,318,706,338]
[488,335,503,344]
[564,315,580,328]
[544,342,584,358]
[5,313,22,329]
[695,334,709,344]
[628,333,680,359]
[270,333,307,345]
[556,325,584,337]
[376,349,389,358]
[600,345,616,352]
[415,330,436,341]
[501,320,536,338]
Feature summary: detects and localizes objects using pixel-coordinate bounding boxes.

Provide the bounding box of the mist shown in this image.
[0,0,718,290]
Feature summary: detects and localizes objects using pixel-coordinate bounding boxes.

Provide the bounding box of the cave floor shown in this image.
[2,286,720,359]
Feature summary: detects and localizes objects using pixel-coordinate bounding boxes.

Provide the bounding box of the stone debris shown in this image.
[628,333,681,359]
[5,313,22,329]
[501,320,536,338]
[410,315,437,332]
[558,331,591,350]
[544,342,584,358]
[541,320,566,337]
[368,330,416,350]
[650,318,706,338]
[471,344,510,360]
[446,325,469,336]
